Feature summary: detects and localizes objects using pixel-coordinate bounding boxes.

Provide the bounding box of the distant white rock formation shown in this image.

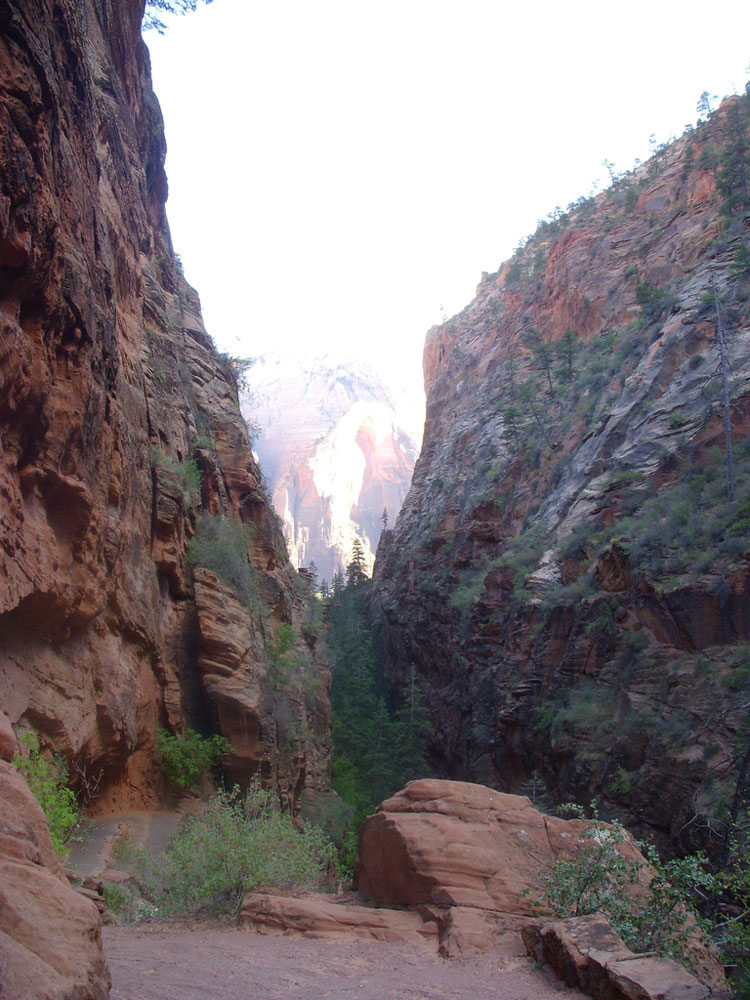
[239,354,423,585]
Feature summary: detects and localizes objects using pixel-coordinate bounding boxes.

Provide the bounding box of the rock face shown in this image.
[354,779,641,915]
[353,780,725,984]
[241,354,420,583]
[0,711,110,1000]
[522,914,726,1000]
[241,892,438,946]
[0,0,329,814]
[373,98,750,848]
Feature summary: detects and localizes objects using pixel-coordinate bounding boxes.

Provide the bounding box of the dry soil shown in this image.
[104,923,585,1000]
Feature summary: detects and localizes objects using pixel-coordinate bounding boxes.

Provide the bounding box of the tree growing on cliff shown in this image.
[143,0,213,33]
[346,538,368,587]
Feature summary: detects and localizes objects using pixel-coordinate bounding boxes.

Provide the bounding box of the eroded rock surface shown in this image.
[241,353,420,582]
[0,0,330,815]
[373,98,750,847]
[523,914,728,1000]
[0,712,110,999]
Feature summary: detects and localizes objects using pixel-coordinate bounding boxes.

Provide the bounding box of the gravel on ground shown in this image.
[104,923,585,1000]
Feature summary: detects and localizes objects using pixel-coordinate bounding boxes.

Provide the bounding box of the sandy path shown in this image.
[104,924,584,1000]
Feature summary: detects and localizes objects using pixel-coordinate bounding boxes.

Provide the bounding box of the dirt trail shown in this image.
[104,924,584,1000]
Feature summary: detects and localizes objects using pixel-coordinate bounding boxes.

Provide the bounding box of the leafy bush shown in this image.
[530,805,719,967]
[155,727,232,790]
[145,781,335,916]
[636,280,676,325]
[151,448,202,502]
[267,622,296,688]
[188,514,257,603]
[12,732,79,856]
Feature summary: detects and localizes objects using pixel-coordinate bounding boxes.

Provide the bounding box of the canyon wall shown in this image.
[0,0,330,814]
[374,97,750,849]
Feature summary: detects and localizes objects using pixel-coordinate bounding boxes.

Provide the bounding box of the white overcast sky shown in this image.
[145,1,750,402]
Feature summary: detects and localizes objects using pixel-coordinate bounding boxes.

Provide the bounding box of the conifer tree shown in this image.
[346,538,367,587]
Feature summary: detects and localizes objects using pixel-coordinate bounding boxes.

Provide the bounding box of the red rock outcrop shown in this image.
[0,711,110,999]
[354,779,643,916]
[0,0,330,815]
[523,914,728,1000]
[239,779,726,990]
[373,98,750,848]
[241,891,438,945]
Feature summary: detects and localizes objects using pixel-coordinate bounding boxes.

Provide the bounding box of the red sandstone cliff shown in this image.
[374,96,750,850]
[0,0,330,815]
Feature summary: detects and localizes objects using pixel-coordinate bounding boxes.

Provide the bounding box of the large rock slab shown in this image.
[241,892,437,945]
[355,778,634,912]
[522,914,728,1000]
[0,739,110,1000]
[355,778,726,989]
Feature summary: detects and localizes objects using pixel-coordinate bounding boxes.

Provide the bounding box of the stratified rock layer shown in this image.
[0,0,329,813]
[0,712,110,1000]
[374,99,750,847]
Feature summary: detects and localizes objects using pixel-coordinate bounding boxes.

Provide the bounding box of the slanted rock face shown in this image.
[354,778,629,913]
[0,0,330,813]
[354,779,726,984]
[0,712,110,1000]
[373,98,750,847]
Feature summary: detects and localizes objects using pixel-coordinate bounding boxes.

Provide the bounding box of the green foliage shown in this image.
[591,438,750,585]
[328,580,431,873]
[187,514,258,603]
[530,805,717,966]
[143,0,214,33]
[12,733,79,857]
[716,96,750,222]
[267,622,297,688]
[584,600,618,639]
[730,243,750,277]
[636,280,675,326]
[150,448,202,502]
[155,727,232,791]
[499,525,547,597]
[346,537,368,587]
[143,781,335,916]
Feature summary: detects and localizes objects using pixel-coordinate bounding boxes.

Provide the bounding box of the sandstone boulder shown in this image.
[355,778,637,913]
[355,778,726,989]
[0,711,16,762]
[0,755,110,999]
[241,892,437,945]
[522,913,729,1000]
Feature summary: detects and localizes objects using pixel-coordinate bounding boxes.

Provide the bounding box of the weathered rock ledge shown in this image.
[241,780,728,999]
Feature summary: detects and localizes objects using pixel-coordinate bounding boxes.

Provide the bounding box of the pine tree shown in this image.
[143,0,213,33]
[716,95,750,223]
[557,327,578,381]
[346,538,367,587]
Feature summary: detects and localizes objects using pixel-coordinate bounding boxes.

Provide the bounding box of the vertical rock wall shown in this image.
[0,0,330,813]
[374,101,750,847]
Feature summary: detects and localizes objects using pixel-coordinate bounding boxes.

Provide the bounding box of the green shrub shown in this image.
[151,448,202,502]
[529,805,719,966]
[267,622,296,688]
[12,732,79,856]
[188,514,257,603]
[155,727,232,791]
[145,781,335,916]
